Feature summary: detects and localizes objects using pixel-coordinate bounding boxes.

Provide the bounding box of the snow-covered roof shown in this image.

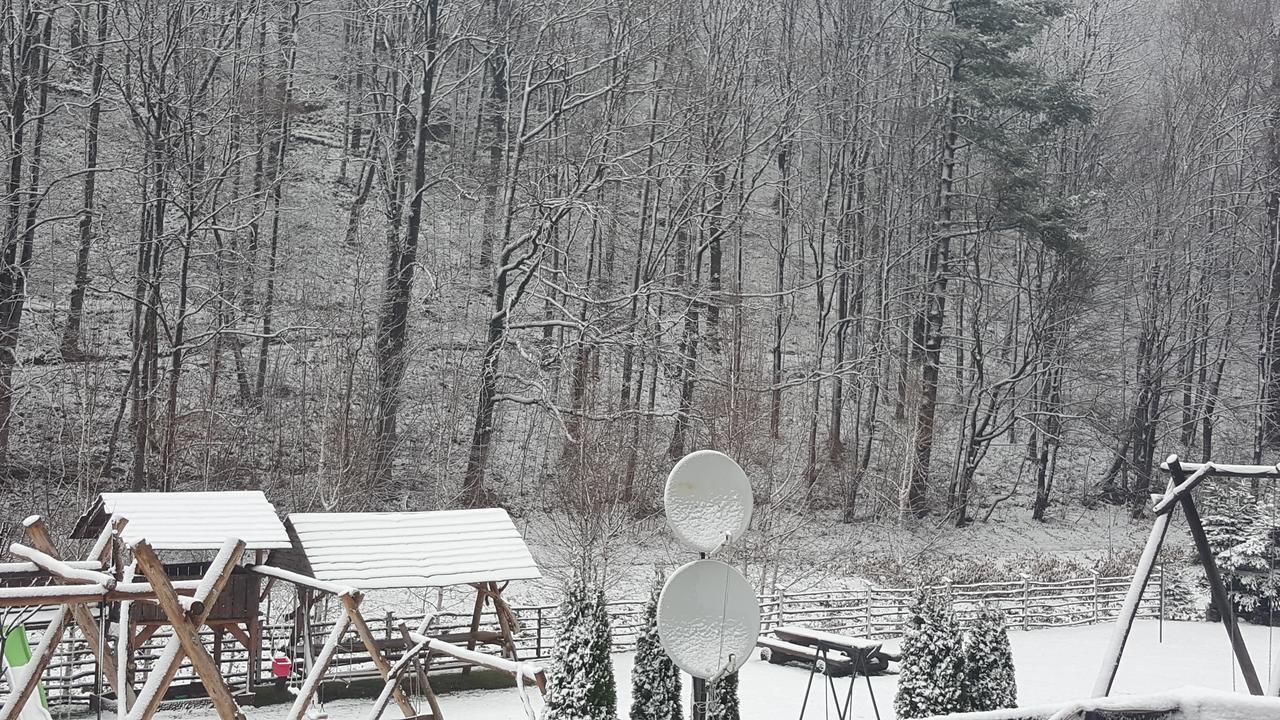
[71,491,291,551]
[268,509,541,590]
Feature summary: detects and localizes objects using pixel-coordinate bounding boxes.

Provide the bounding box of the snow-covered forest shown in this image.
[0,0,1278,538]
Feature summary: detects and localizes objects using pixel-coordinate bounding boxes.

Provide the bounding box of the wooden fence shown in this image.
[5,570,1163,708]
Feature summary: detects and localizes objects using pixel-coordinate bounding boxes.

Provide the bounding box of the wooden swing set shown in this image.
[1093,455,1280,698]
[1,515,250,720]
[1,499,547,720]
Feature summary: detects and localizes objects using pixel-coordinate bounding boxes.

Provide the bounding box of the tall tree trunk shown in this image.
[1261,34,1280,447]
[372,0,440,495]
[255,0,301,398]
[62,0,109,360]
[907,74,960,517]
[0,10,52,466]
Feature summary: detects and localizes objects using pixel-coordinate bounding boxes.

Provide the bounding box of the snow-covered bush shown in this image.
[545,576,618,720]
[630,573,681,720]
[894,589,966,718]
[1201,485,1280,625]
[960,604,1016,712]
[1217,519,1280,625]
[707,672,739,720]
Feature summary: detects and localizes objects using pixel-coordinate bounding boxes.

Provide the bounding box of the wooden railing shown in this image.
[3,570,1163,707]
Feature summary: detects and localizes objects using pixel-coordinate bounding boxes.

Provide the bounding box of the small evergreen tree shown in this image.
[545,576,618,720]
[960,604,1016,712]
[707,672,739,720]
[894,590,965,719]
[630,573,682,720]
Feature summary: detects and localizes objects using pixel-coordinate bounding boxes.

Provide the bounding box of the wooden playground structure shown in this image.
[1094,455,1280,698]
[0,496,547,720]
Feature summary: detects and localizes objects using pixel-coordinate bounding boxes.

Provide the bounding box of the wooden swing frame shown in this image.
[246,565,547,720]
[1093,454,1280,698]
[1,516,249,720]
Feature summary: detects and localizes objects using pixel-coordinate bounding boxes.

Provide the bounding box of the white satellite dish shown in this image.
[656,559,761,680]
[664,450,752,553]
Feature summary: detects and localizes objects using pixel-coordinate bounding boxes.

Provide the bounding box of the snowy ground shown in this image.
[62,620,1280,720]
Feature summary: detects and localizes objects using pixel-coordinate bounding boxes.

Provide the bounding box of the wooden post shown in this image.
[19,517,136,707]
[118,560,136,715]
[0,608,71,720]
[489,582,519,660]
[1021,575,1030,631]
[1182,491,1263,694]
[398,622,442,720]
[461,584,486,675]
[126,537,245,720]
[339,593,418,717]
[133,539,246,720]
[864,586,872,636]
[535,606,543,658]
[1092,462,1179,698]
[286,597,355,720]
[1092,571,1100,624]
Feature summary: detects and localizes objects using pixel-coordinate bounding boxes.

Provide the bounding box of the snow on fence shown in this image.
[6,570,1163,707]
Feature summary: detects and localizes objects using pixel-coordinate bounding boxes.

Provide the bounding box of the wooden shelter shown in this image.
[1093,455,1280,698]
[69,491,291,708]
[253,508,544,720]
[269,508,540,659]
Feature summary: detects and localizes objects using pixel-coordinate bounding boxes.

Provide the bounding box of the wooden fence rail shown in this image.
[2,570,1164,707]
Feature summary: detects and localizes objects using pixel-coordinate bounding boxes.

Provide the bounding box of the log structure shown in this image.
[1093,455,1280,698]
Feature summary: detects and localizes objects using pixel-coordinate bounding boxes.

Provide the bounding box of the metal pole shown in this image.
[1159,562,1165,644]
[692,677,707,720]
[693,552,708,719]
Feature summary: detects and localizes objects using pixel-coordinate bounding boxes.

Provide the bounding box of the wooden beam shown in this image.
[287,600,354,720]
[1158,459,1280,478]
[133,539,246,720]
[398,621,442,720]
[340,593,418,717]
[0,608,71,720]
[461,584,487,676]
[1150,463,1216,515]
[0,559,105,575]
[131,624,161,652]
[1092,459,1178,697]
[8,543,116,587]
[0,583,206,610]
[22,518,134,707]
[406,631,546,693]
[1182,491,1264,694]
[366,630,432,720]
[118,560,136,716]
[244,564,356,597]
[223,623,252,649]
[126,537,245,720]
[489,581,519,660]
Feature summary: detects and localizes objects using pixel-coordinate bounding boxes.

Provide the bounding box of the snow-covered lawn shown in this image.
[135,620,1280,720]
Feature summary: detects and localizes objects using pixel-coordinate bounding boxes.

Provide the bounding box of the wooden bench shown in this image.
[767,626,891,675]
[756,636,853,676]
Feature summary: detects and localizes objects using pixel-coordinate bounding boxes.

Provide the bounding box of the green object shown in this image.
[3,624,49,709]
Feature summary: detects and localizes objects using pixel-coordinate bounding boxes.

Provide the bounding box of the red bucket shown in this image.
[271,654,293,678]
